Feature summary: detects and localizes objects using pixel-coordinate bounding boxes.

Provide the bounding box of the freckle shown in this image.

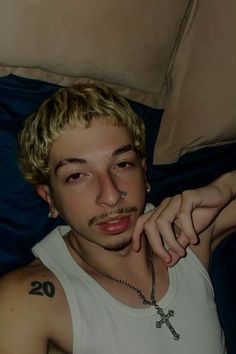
[10,307,14,312]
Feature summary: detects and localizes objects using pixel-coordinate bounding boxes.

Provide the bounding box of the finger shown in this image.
[132,199,171,251]
[165,250,181,267]
[154,217,186,257]
[165,234,190,267]
[177,232,191,248]
[143,225,172,263]
[177,186,225,242]
[176,213,198,244]
[132,211,155,251]
[147,195,186,256]
[176,193,199,244]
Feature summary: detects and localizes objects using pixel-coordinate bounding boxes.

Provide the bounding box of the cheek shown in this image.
[134,169,146,187]
[50,187,76,212]
[54,186,96,218]
[62,190,87,208]
[125,172,146,196]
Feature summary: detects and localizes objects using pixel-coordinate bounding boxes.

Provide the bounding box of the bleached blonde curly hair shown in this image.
[18,83,146,185]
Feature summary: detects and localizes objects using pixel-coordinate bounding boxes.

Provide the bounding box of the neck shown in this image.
[66,230,151,279]
[66,229,170,310]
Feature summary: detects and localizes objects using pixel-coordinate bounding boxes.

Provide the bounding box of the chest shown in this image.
[51,257,224,354]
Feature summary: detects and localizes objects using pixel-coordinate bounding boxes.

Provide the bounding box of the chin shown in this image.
[103,238,132,252]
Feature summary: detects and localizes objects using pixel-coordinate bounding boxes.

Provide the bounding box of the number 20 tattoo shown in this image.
[29,281,55,298]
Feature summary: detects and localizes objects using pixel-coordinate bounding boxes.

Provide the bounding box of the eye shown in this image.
[66,172,82,183]
[116,161,133,169]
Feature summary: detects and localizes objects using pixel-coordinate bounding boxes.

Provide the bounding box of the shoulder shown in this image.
[0,260,69,353]
[0,261,56,322]
[0,258,62,301]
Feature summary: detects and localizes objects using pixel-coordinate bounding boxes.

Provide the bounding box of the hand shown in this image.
[133,196,191,266]
[133,176,233,266]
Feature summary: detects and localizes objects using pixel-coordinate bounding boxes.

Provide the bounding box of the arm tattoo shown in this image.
[29,281,55,298]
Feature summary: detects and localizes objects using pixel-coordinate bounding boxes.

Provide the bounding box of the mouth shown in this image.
[96,215,131,235]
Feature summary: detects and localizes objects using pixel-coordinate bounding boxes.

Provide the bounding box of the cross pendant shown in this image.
[152,301,180,340]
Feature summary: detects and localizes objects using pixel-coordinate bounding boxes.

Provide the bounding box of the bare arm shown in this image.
[185,171,236,249]
[210,199,236,250]
[0,262,72,354]
[0,271,48,354]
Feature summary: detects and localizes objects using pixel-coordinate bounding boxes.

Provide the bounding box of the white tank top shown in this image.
[32,225,226,354]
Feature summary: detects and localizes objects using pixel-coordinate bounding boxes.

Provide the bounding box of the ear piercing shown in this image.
[48,208,56,218]
[120,191,127,199]
[146,182,151,193]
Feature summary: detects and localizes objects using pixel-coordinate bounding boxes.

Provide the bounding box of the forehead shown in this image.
[49,121,134,163]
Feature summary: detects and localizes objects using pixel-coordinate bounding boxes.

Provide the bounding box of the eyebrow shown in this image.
[112,144,135,157]
[54,144,135,175]
[54,158,87,174]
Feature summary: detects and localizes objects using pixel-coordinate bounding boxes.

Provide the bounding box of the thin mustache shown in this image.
[88,206,138,226]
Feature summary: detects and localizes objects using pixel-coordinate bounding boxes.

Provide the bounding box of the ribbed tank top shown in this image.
[32,225,226,354]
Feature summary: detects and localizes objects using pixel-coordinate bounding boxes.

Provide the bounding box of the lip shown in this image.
[96,215,131,235]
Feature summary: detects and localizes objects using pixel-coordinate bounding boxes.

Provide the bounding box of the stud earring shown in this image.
[48,208,56,218]
[120,191,127,199]
[146,182,151,193]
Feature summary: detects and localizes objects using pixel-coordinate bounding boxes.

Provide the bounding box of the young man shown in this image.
[0,84,235,354]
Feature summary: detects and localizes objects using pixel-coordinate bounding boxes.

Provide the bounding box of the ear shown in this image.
[36,184,59,218]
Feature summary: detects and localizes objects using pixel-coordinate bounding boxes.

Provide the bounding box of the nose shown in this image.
[96,172,123,208]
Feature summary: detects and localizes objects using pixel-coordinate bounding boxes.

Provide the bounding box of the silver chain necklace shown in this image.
[67,233,180,340]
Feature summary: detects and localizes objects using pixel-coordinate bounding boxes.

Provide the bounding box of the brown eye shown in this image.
[116,161,134,169]
[66,172,81,182]
[117,161,129,168]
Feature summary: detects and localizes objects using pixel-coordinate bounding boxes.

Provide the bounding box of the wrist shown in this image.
[213,170,236,201]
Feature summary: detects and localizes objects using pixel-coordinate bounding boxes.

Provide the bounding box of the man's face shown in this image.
[46,120,146,252]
